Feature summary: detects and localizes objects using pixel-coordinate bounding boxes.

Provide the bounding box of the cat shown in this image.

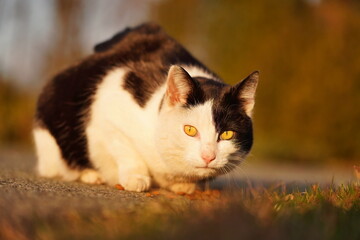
[33,23,259,194]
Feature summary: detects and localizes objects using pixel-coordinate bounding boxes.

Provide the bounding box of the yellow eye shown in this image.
[184,125,198,137]
[220,131,235,140]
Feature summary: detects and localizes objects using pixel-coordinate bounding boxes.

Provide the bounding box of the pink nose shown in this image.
[201,152,216,164]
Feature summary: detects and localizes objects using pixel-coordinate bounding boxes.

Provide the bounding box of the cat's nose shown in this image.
[201,152,216,164]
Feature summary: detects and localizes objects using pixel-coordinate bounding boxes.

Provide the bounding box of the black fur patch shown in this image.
[35,57,112,169]
[212,88,253,154]
[181,77,223,108]
[123,72,151,108]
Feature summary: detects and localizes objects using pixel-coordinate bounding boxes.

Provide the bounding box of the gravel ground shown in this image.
[0,148,153,231]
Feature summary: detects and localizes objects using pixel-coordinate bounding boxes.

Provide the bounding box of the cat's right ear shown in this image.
[232,71,259,117]
[164,65,196,107]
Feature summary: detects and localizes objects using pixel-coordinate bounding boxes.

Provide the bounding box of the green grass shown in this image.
[1,183,359,240]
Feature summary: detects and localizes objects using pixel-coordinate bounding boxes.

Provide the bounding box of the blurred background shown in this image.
[1,0,359,168]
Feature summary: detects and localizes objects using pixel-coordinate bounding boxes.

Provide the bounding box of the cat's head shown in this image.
[156,66,258,179]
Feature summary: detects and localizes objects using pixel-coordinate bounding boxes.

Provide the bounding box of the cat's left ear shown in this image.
[233,71,259,117]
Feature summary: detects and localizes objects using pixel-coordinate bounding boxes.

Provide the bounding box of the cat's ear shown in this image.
[164,65,196,107]
[233,71,259,117]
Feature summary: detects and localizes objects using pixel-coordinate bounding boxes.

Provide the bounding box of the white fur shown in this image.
[86,68,166,191]
[33,128,80,181]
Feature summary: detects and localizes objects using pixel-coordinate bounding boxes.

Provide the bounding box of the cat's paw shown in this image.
[168,182,196,194]
[80,169,104,184]
[120,174,151,192]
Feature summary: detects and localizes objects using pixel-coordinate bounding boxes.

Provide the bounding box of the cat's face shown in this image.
[156,66,258,179]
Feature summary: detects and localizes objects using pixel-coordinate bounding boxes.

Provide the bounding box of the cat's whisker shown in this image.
[224,163,242,187]
[230,162,251,182]
[225,164,241,189]
[219,165,233,189]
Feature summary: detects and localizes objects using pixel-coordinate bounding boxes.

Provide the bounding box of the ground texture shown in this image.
[0,148,359,240]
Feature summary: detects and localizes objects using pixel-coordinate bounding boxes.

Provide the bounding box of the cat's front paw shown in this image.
[120,174,151,192]
[80,169,104,184]
[168,182,196,194]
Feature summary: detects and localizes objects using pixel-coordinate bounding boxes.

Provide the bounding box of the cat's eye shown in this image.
[220,131,235,140]
[184,125,198,137]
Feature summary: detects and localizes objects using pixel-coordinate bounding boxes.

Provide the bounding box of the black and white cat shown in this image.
[33,23,259,194]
